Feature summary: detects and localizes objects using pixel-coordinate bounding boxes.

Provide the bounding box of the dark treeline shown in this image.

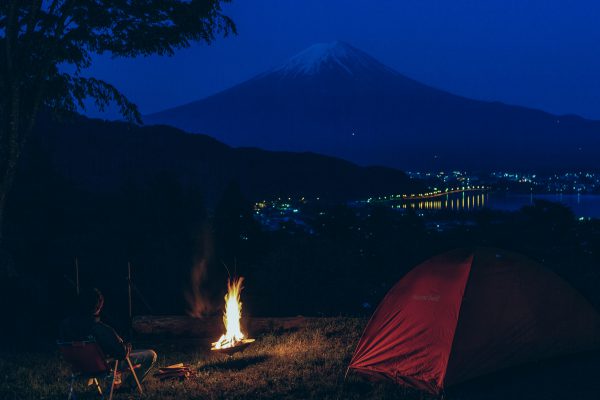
[1,139,600,347]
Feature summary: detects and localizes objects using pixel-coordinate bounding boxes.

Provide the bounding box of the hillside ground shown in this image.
[1,318,599,400]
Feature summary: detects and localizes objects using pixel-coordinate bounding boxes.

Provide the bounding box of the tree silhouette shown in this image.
[0,0,235,243]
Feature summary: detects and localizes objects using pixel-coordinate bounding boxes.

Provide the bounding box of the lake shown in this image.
[488,193,600,218]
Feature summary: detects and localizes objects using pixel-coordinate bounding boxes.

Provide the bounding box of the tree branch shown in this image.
[4,0,18,73]
[25,0,42,37]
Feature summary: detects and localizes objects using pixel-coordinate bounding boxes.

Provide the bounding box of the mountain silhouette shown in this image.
[33,114,419,205]
[146,41,600,171]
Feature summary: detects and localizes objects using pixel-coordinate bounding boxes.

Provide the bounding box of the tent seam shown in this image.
[438,252,475,389]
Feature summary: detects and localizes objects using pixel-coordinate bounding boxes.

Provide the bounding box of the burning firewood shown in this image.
[211,277,255,353]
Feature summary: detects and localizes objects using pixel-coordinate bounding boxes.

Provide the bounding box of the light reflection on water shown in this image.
[400,192,487,211]
[398,192,600,218]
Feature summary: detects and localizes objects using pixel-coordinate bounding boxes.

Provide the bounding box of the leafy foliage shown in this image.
[0,0,235,121]
[0,0,235,244]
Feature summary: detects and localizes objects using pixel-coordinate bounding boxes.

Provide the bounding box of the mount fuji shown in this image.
[145,41,600,171]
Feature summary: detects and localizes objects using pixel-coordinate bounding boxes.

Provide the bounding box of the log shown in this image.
[132,315,320,338]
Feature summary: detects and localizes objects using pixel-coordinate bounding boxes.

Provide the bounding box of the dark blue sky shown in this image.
[86,0,600,120]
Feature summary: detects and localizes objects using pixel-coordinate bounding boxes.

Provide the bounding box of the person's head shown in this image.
[77,288,104,317]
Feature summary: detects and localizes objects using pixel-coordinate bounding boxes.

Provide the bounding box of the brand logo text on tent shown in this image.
[412,295,440,302]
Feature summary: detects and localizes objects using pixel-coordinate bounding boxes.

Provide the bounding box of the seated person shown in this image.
[60,288,157,385]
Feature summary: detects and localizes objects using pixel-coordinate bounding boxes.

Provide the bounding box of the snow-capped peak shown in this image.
[273,41,391,77]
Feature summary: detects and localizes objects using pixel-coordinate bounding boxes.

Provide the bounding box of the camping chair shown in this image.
[57,339,143,400]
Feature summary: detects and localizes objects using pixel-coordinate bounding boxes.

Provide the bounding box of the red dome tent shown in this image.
[348,248,600,395]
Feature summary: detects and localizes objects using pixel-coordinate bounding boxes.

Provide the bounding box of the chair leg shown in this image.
[94,378,103,396]
[126,356,144,395]
[108,360,118,400]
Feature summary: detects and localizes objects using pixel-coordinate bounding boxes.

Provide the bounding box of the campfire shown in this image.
[211,277,255,353]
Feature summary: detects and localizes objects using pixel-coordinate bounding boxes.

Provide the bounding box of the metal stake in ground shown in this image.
[127,262,133,337]
[75,257,80,296]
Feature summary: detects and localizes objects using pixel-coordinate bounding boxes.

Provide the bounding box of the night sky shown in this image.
[85,1,600,120]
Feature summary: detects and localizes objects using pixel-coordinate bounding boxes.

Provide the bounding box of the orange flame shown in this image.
[211,277,247,350]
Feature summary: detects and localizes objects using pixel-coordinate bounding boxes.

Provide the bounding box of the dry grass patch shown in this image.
[0,318,423,400]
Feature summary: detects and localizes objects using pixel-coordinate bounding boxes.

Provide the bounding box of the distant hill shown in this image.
[34,114,419,205]
[146,41,600,171]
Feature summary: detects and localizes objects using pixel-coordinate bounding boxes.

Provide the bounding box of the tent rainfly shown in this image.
[348,248,600,394]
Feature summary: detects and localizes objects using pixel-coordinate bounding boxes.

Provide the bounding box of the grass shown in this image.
[3,317,598,399]
[0,318,421,400]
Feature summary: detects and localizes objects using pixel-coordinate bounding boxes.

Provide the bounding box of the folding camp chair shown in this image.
[57,339,143,400]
